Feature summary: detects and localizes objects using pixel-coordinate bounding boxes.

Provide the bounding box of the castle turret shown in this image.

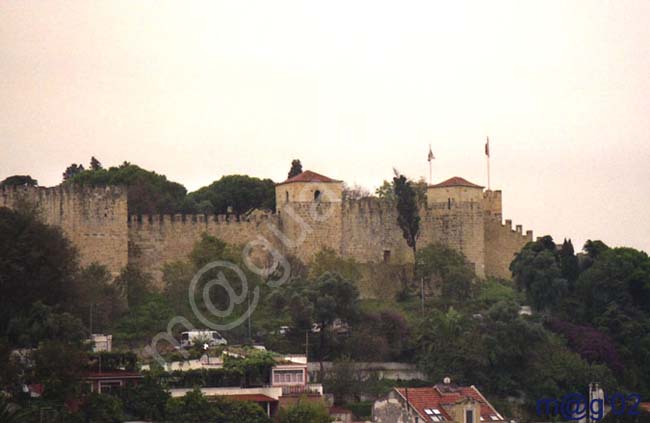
[426,177,486,277]
[275,170,343,207]
[274,170,344,262]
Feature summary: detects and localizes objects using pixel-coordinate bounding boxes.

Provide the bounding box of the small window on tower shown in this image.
[314,190,322,201]
[448,198,452,209]
[285,191,289,203]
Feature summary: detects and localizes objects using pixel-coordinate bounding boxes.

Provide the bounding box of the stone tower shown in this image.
[425,177,487,277]
[274,170,345,263]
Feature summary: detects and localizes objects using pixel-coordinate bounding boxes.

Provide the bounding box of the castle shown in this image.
[0,170,532,288]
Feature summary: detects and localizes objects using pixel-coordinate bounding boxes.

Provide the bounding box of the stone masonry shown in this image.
[0,170,532,285]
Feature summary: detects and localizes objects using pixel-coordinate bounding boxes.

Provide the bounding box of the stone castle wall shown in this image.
[484,218,532,280]
[0,185,129,275]
[0,184,532,288]
[127,213,281,285]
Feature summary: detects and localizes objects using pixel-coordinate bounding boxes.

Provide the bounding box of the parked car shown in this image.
[180,330,227,348]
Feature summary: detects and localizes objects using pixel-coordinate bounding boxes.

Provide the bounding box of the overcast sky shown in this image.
[1,1,649,253]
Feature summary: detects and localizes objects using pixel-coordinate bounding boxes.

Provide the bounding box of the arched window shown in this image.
[314,190,322,201]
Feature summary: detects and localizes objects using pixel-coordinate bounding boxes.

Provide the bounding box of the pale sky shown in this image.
[1,1,649,253]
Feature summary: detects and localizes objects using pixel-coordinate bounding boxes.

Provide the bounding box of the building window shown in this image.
[448,198,452,209]
[383,250,391,263]
[314,190,322,201]
[466,409,474,423]
[285,191,289,203]
[99,381,122,394]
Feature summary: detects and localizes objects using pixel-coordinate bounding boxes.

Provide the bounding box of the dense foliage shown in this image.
[275,400,332,423]
[64,162,188,215]
[185,174,275,215]
[0,208,79,335]
[0,175,38,187]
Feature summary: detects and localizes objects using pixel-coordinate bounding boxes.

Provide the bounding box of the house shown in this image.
[168,353,325,418]
[89,334,112,352]
[83,370,143,394]
[372,379,506,423]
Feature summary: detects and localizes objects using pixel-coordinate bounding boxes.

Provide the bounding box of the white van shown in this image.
[180,330,227,348]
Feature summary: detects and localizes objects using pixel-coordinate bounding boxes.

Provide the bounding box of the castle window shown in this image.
[383,250,391,263]
[314,190,322,202]
[448,198,451,209]
[285,191,289,203]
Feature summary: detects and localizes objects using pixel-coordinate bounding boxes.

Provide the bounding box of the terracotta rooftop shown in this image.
[277,170,341,186]
[429,177,484,189]
[395,385,505,422]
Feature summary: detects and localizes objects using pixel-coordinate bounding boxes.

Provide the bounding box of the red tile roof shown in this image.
[395,385,504,422]
[429,177,484,189]
[277,170,341,186]
[227,394,278,403]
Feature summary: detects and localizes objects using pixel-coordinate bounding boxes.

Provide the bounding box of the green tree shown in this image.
[288,159,303,179]
[112,294,175,348]
[476,278,517,306]
[187,175,275,216]
[393,174,420,269]
[165,388,215,423]
[62,163,85,181]
[414,308,487,384]
[114,264,153,309]
[416,244,475,303]
[310,273,360,367]
[162,260,195,316]
[121,375,170,421]
[6,302,86,348]
[559,238,580,286]
[276,400,333,423]
[524,335,617,401]
[32,340,87,402]
[510,236,568,311]
[212,396,270,423]
[0,175,37,187]
[90,156,103,171]
[73,263,125,333]
[80,393,123,423]
[223,349,276,387]
[64,162,188,215]
[308,248,361,283]
[374,180,395,202]
[165,388,269,423]
[0,208,79,335]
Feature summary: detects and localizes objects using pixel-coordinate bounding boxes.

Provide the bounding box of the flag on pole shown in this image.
[485,137,490,157]
[428,145,435,162]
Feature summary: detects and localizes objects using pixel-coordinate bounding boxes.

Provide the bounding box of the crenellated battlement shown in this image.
[128,212,273,226]
[0,175,533,285]
[344,197,395,213]
[501,219,533,239]
[1,184,126,198]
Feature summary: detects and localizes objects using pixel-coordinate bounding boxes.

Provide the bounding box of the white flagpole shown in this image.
[428,144,433,185]
[486,137,491,190]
